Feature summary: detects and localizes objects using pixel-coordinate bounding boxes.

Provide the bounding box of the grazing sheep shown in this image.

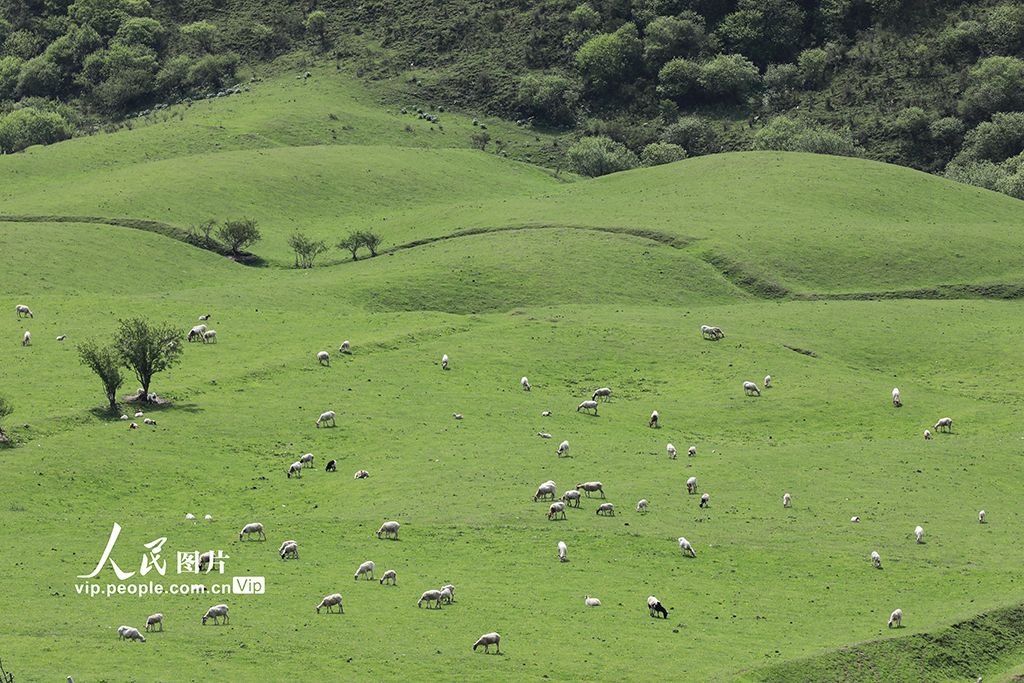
[538,432,552,438]
[376,521,400,539]
[743,381,761,396]
[286,461,302,478]
[472,632,500,654]
[521,376,531,391]
[915,525,924,543]
[979,510,986,524]
[135,411,144,417]
[56,334,66,341]
[892,387,901,406]
[561,490,581,507]
[418,589,442,608]
[202,604,229,625]
[354,560,375,580]
[238,522,266,541]
[935,417,953,433]
[679,537,696,557]
[441,354,449,370]
[700,493,710,508]
[354,469,369,479]
[186,513,195,520]
[851,516,860,522]
[557,440,570,457]
[558,541,567,562]
[339,340,351,353]
[203,330,217,343]
[577,400,598,414]
[129,422,138,429]
[648,596,668,619]
[592,387,611,401]
[440,584,455,598]
[143,418,156,425]
[871,551,882,569]
[316,593,344,614]
[438,587,454,604]
[701,325,715,340]
[145,613,163,632]
[534,480,557,502]
[198,551,215,572]
[686,477,698,494]
[15,305,33,318]
[688,445,697,457]
[22,331,31,346]
[548,502,566,520]
[576,481,605,498]
[649,410,659,427]
[765,375,771,388]
[584,595,601,607]
[542,411,552,417]
[300,453,315,468]
[452,413,463,419]
[380,570,397,585]
[326,459,337,472]
[596,502,614,516]
[188,325,206,342]
[888,608,902,628]
[316,410,336,428]
[317,351,330,366]
[279,541,298,559]
[924,429,932,440]
[710,327,724,339]
[118,626,146,642]
[783,492,792,508]
[667,444,677,459]
[198,314,210,321]
[636,499,649,513]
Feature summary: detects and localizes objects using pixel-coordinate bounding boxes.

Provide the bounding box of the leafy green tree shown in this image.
[717,0,805,67]
[69,0,129,36]
[115,17,164,50]
[565,135,639,177]
[304,11,328,44]
[659,115,719,156]
[0,108,73,153]
[471,130,490,150]
[112,317,184,400]
[287,231,329,268]
[657,57,701,102]
[217,217,261,256]
[78,339,124,410]
[753,116,865,157]
[643,13,716,72]
[575,22,642,94]
[698,53,760,104]
[180,20,218,53]
[0,394,12,438]
[358,230,382,257]
[0,56,23,100]
[338,232,362,261]
[187,52,239,89]
[640,141,686,166]
[516,73,580,126]
[16,55,64,98]
[82,43,159,110]
[958,57,1024,122]
[154,53,190,95]
[3,30,45,61]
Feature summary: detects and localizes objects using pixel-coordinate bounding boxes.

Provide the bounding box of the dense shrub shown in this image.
[640,141,686,166]
[753,116,865,157]
[575,22,642,95]
[659,115,719,156]
[516,73,581,126]
[565,135,639,176]
[958,56,1024,122]
[0,106,72,153]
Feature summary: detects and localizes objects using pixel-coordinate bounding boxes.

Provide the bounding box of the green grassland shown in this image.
[3,68,1024,683]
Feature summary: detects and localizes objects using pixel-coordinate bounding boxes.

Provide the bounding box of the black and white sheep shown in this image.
[577,400,598,414]
[354,560,375,580]
[300,453,315,469]
[592,387,611,401]
[576,481,604,498]
[441,354,449,370]
[316,593,343,614]
[871,551,882,569]
[316,410,336,428]
[686,476,698,494]
[380,570,397,585]
[700,493,710,508]
[979,510,986,523]
[892,387,901,406]
[649,410,659,427]
[15,304,33,318]
[317,351,330,366]
[783,492,792,508]
[521,376,531,391]
[56,334,66,341]
[472,632,500,654]
[22,331,30,346]
[145,613,163,631]
[198,314,210,321]
[744,381,761,396]
[548,502,566,520]
[667,443,677,459]
[326,459,337,472]
[188,324,206,342]
[648,596,668,618]
[376,521,400,539]
[354,469,369,479]
[238,522,265,541]
[202,604,229,625]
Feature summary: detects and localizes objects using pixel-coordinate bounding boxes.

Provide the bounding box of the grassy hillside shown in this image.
[4,70,1024,683]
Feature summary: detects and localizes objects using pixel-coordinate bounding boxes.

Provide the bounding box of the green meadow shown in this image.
[3,64,1024,683]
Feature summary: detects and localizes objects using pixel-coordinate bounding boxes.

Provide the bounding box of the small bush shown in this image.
[565,135,639,177]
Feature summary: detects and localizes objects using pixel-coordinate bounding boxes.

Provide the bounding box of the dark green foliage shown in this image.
[640,140,686,165]
[516,73,580,125]
[957,56,1024,123]
[716,0,805,68]
[216,217,261,256]
[575,22,641,95]
[77,338,124,410]
[565,135,639,176]
[338,232,362,261]
[287,231,329,268]
[0,106,72,152]
[0,394,11,436]
[304,10,327,45]
[112,316,184,398]
[659,115,719,156]
[336,230,384,261]
[753,116,866,158]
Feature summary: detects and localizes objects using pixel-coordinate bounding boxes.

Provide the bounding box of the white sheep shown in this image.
[118,625,146,642]
[376,521,400,539]
[700,493,709,508]
[145,613,163,632]
[892,387,901,406]
[667,443,677,459]
[204,514,212,521]
[557,440,569,457]
[452,413,464,419]
[316,593,344,614]
[286,461,303,478]
[924,429,932,440]
[888,608,902,628]
[521,376,531,391]
[915,525,924,543]
[686,476,698,494]
[472,632,500,654]
[979,510,986,524]
[743,381,761,396]
[679,536,696,557]
[418,589,442,608]
[354,469,369,479]
[185,513,195,520]
[198,551,215,572]
[56,334,66,341]
[339,340,351,353]
[279,540,298,559]
[22,331,30,346]
[317,351,330,366]
[143,418,156,425]
[688,445,697,457]
[584,595,601,607]
[871,551,882,569]
[636,499,648,513]
[576,481,604,498]
[300,453,315,468]
[561,490,581,507]
[438,587,454,604]
[441,353,449,370]
[783,492,792,508]
[203,330,217,343]
[239,522,265,541]
[202,604,229,625]
[935,417,953,433]
[548,502,566,520]
[649,410,659,427]
[558,541,567,562]
[188,325,206,342]
[15,304,33,318]
[710,326,724,339]
[577,400,598,414]
[541,411,552,417]
[592,387,611,401]
[534,480,557,502]
[135,411,144,417]
[440,584,455,599]
[538,432,552,439]
[765,375,771,388]
[648,596,668,619]
[596,502,614,516]
[354,560,375,580]
[851,516,860,522]
[701,325,715,340]
[316,410,336,428]
[380,570,397,585]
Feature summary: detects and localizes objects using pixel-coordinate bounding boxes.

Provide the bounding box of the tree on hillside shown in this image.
[0,394,12,438]
[78,338,124,411]
[304,11,328,45]
[217,218,261,257]
[565,136,639,177]
[359,230,383,257]
[287,230,329,268]
[113,317,184,400]
[338,232,362,261]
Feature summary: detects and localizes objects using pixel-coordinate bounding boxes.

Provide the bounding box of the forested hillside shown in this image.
[1,0,1023,197]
